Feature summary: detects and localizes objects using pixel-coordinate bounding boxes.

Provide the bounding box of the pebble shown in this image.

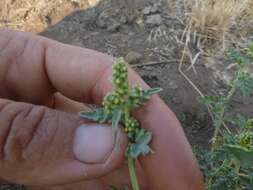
[142,3,161,15]
[143,6,152,15]
[146,14,162,26]
[168,81,178,90]
[125,51,143,64]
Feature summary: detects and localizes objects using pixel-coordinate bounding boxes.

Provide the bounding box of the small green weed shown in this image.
[197,44,253,190]
[79,58,162,190]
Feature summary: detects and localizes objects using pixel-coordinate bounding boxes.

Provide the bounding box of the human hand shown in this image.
[0,29,203,190]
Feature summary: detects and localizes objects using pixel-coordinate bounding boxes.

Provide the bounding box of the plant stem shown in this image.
[212,77,237,148]
[128,156,140,190]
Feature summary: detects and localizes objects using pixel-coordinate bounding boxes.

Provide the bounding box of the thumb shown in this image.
[0,99,127,186]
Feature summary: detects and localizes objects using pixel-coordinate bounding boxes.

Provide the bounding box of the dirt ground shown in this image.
[0,0,253,189]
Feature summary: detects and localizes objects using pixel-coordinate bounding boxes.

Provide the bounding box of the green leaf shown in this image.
[225,144,253,168]
[248,44,253,59]
[200,95,227,122]
[138,87,162,104]
[79,108,112,122]
[199,95,218,108]
[143,87,163,96]
[127,129,152,158]
[127,87,162,109]
[236,72,253,97]
[112,109,122,130]
[79,109,103,121]
[145,87,163,94]
[228,48,246,66]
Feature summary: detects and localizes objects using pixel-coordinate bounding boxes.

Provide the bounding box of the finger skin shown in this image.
[0,178,8,184]
[0,98,127,186]
[52,93,91,113]
[0,29,203,189]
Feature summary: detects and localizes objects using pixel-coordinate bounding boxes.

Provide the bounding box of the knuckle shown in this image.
[0,31,29,60]
[0,101,56,163]
[0,101,32,160]
[0,101,23,160]
[21,106,59,161]
[0,33,30,98]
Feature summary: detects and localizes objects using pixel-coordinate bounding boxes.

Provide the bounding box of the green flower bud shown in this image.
[115,78,121,84]
[113,98,120,105]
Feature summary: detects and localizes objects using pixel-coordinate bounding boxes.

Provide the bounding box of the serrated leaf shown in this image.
[127,87,162,109]
[225,144,253,168]
[127,129,152,158]
[248,44,253,59]
[200,96,227,106]
[236,72,253,97]
[199,95,219,105]
[79,108,112,122]
[112,109,122,130]
[79,109,103,121]
[228,48,246,66]
[138,87,162,104]
[143,87,163,96]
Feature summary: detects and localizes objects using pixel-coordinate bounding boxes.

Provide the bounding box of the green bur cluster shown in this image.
[79,57,162,190]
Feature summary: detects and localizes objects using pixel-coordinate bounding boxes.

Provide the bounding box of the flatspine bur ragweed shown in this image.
[79,57,162,190]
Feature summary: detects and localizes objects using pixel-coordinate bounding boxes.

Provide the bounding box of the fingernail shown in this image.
[73,124,115,163]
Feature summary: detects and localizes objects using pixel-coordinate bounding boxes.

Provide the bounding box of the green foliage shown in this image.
[200,96,227,127]
[225,145,253,168]
[79,57,161,190]
[112,109,122,130]
[127,129,152,158]
[229,48,247,66]
[197,45,253,190]
[247,44,253,58]
[80,58,161,158]
[235,71,253,97]
[79,108,112,122]
[197,118,253,190]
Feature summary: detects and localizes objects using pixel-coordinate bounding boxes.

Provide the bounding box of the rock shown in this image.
[119,15,128,24]
[143,6,152,15]
[107,22,120,32]
[150,4,160,14]
[96,15,107,28]
[143,4,161,15]
[146,14,162,26]
[168,81,178,90]
[125,51,143,64]
[96,10,121,31]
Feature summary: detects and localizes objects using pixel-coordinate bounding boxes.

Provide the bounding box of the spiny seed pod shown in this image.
[128,86,144,107]
[112,58,129,94]
[103,92,122,113]
[131,86,143,98]
[125,117,139,130]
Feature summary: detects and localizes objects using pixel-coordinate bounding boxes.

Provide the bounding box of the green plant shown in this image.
[197,45,253,189]
[79,58,162,190]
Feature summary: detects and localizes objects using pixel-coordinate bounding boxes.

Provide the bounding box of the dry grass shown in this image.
[186,0,251,44]
[0,0,101,33]
[177,0,252,104]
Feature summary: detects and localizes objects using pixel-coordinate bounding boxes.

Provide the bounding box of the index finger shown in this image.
[0,29,203,189]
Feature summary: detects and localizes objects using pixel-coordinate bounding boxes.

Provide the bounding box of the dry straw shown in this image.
[187,0,250,43]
